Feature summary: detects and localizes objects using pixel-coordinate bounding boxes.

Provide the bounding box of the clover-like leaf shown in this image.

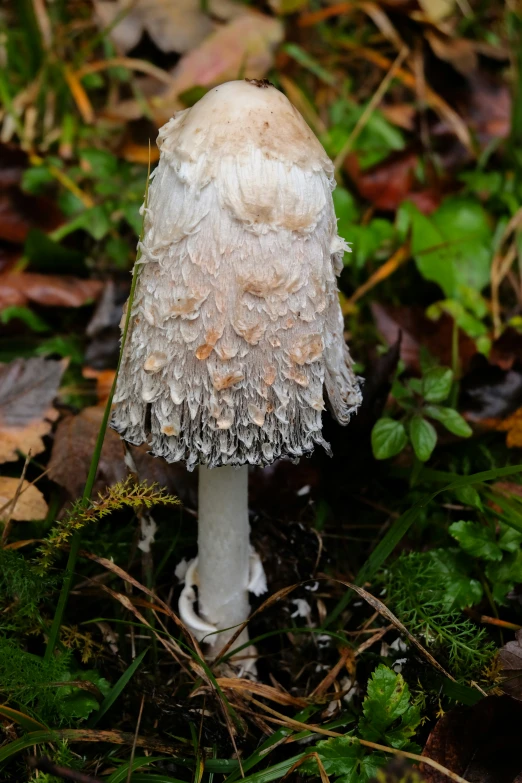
[371,419,407,460]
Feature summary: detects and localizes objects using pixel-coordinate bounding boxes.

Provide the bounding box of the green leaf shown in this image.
[358,665,421,750]
[424,405,472,437]
[498,524,522,553]
[408,198,493,298]
[421,367,453,403]
[486,550,522,604]
[88,647,148,727]
[79,148,119,178]
[409,416,437,462]
[452,485,482,510]
[449,520,502,561]
[326,462,522,626]
[24,229,85,273]
[428,550,483,610]
[21,166,54,194]
[371,419,407,460]
[303,737,385,783]
[0,306,50,332]
[106,755,169,783]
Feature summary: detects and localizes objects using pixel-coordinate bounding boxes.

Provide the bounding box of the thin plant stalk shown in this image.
[44,151,152,662]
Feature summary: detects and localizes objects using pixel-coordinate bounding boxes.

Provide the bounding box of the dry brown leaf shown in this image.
[479,408,522,448]
[425,31,478,75]
[0,357,66,463]
[0,477,48,521]
[162,14,284,100]
[0,272,102,309]
[94,0,247,54]
[48,406,188,499]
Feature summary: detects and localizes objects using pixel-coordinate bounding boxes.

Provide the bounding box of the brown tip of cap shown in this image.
[245,78,274,89]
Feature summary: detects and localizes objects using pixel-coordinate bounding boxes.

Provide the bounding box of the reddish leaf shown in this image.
[0,272,103,309]
[372,302,477,373]
[0,191,62,244]
[345,151,442,214]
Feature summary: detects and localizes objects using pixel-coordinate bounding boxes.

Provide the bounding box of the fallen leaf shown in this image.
[372,302,477,373]
[420,696,522,782]
[460,356,522,423]
[164,13,284,99]
[417,0,455,22]
[82,368,116,406]
[478,407,522,448]
[499,631,522,701]
[425,31,478,76]
[0,191,62,245]
[345,151,442,214]
[94,0,247,54]
[48,406,188,500]
[0,272,103,309]
[0,477,48,521]
[0,357,66,463]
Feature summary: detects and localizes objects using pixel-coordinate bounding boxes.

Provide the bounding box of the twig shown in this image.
[28,756,103,783]
[346,243,410,306]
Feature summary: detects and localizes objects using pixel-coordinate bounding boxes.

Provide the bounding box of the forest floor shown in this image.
[1,1,522,782]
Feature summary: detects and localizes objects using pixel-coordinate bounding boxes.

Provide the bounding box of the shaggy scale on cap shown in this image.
[111,79,362,469]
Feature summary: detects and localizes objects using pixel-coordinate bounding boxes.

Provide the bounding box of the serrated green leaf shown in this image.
[409,416,437,462]
[421,367,453,403]
[499,524,522,554]
[371,419,407,460]
[449,521,502,561]
[424,405,472,437]
[358,665,421,750]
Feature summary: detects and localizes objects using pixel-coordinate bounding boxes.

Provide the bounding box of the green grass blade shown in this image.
[87,647,149,728]
[106,755,169,783]
[44,153,152,662]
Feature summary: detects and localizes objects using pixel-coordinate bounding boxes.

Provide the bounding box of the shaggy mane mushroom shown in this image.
[111,79,362,666]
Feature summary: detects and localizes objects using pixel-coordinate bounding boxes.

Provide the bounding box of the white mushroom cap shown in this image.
[111,79,362,469]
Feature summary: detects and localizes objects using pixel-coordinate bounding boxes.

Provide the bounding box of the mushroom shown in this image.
[111,79,362,665]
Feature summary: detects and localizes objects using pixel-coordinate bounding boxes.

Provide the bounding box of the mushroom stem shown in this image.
[197,464,251,659]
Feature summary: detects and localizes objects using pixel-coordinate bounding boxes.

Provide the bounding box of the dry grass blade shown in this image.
[334,46,409,174]
[76,57,176,86]
[311,646,354,699]
[79,550,201,656]
[126,694,145,783]
[490,205,522,336]
[215,678,308,708]
[340,42,472,150]
[334,579,456,681]
[53,728,181,754]
[250,700,471,783]
[214,578,454,683]
[298,3,355,26]
[1,451,31,546]
[63,66,95,124]
[281,752,330,783]
[346,243,410,307]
